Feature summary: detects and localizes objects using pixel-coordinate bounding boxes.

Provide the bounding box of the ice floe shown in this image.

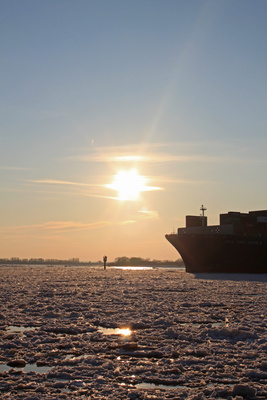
[0,266,266,399]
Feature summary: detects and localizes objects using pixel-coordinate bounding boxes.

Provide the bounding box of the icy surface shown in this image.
[0,266,266,399]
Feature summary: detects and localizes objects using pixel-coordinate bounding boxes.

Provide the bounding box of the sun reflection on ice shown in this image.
[98,326,132,336]
[118,328,131,336]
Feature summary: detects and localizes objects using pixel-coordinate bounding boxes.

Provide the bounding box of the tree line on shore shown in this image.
[0,256,183,267]
[109,256,184,266]
[0,257,91,266]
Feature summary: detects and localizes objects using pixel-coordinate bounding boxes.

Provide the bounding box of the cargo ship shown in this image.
[165,206,267,273]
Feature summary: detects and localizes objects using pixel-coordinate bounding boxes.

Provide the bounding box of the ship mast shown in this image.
[200,204,207,226]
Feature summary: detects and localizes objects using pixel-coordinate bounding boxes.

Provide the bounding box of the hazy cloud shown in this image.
[153,177,215,185]
[67,151,220,164]
[1,221,111,234]
[66,141,267,165]
[27,179,119,200]
[28,179,101,187]
[138,209,159,219]
[119,220,137,225]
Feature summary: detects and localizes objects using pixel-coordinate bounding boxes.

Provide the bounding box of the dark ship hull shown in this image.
[165,233,267,273]
[166,207,267,274]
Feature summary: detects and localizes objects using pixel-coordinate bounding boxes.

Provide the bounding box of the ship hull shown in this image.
[165,234,267,273]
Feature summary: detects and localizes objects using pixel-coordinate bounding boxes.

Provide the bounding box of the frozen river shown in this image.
[0,266,266,399]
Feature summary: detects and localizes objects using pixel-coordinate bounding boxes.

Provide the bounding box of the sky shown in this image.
[1,0,267,262]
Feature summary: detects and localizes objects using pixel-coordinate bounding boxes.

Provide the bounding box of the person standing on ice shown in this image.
[103,255,107,270]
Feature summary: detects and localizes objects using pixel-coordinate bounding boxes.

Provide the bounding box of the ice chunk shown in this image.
[232,384,257,398]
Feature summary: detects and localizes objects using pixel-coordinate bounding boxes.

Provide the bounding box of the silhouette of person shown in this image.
[103,255,107,270]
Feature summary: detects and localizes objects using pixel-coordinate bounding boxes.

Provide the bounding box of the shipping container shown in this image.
[257,216,267,223]
[186,215,207,227]
[249,210,267,217]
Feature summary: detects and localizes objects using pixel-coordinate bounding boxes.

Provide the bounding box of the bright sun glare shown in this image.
[107,168,148,201]
[118,328,131,336]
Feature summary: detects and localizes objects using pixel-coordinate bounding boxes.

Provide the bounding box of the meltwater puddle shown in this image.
[112,266,153,270]
[0,363,51,374]
[179,320,229,328]
[6,324,133,337]
[135,381,235,390]
[65,354,90,360]
[97,327,132,336]
[6,325,39,336]
[135,382,186,390]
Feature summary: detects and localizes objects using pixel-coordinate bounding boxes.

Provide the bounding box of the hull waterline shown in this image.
[165,233,267,273]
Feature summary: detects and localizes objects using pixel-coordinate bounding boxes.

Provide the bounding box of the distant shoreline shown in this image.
[0,263,185,269]
[0,257,184,268]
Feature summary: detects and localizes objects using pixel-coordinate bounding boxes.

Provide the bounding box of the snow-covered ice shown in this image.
[0,266,266,399]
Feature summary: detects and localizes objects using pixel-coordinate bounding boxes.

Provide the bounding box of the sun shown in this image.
[107,168,148,201]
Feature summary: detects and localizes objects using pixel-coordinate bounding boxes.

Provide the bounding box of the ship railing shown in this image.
[178,224,234,235]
